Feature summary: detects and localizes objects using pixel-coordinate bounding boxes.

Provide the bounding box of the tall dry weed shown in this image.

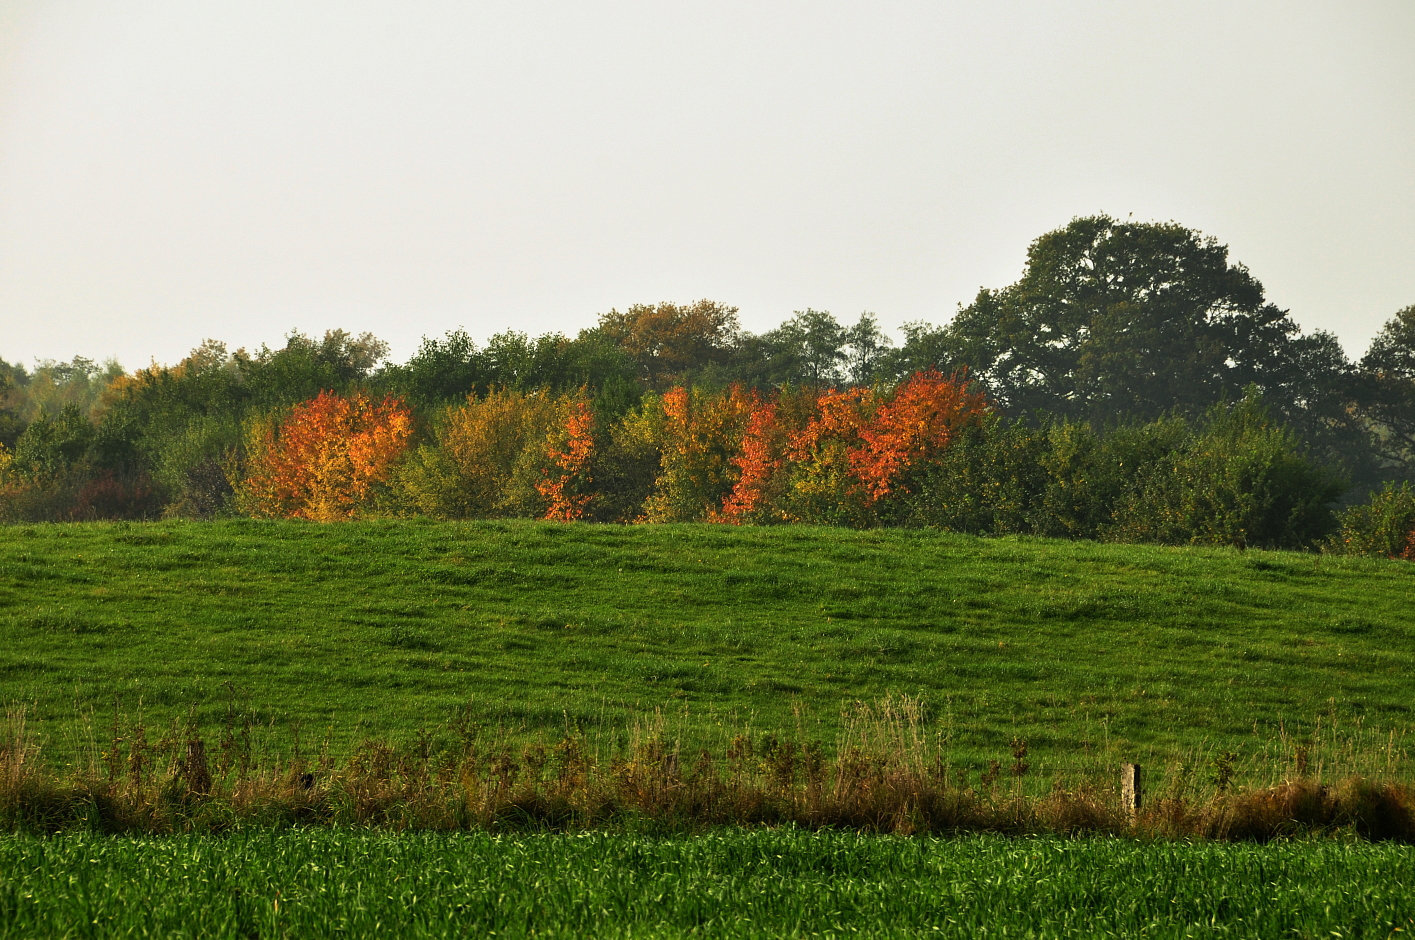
[2,702,1412,841]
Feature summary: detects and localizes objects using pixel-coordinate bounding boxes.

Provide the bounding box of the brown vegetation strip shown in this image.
[3,710,1411,841]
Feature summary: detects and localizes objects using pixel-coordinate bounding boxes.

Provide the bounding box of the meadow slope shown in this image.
[3,520,1413,785]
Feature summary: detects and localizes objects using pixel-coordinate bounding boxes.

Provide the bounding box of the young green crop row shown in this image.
[2,829,1412,938]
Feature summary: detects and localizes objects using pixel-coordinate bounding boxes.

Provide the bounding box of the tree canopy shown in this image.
[1358,305,1415,479]
[5,215,1413,549]
[942,216,1345,429]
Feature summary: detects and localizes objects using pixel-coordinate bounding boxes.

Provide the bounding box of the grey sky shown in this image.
[2,0,1412,371]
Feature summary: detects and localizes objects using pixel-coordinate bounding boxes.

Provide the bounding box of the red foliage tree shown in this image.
[754,372,989,524]
[784,387,875,464]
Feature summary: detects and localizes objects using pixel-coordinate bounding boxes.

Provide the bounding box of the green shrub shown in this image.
[150,415,242,518]
[900,419,1049,534]
[1329,482,1415,558]
[1032,419,1189,540]
[1108,396,1341,549]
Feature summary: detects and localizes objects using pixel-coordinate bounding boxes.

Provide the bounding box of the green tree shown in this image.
[377,329,483,408]
[241,330,389,407]
[0,360,26,449]
[10,403,95,479]
[1108,393,1341,549]
[6,356,123,424]
[775,309,847,388]
[479,331,571,391]
[842,312,895,386]
[93,341,250,516]
[1357,305,1415,480]
[558,328,642,407]
[899,418,1050,534]
[879,321,965,385]
[945,216,1344,429]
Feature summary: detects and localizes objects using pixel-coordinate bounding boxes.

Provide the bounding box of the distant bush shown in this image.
[71,471,163,522]
[1330,482,1415,559]
[0,467,83,523]
[1108,396,1341,550]
[901,395,1342,550]
[150,415,242,519]
[899,419,1050,534]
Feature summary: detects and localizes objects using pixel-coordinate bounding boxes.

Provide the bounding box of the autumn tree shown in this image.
[754,372,988,525]
[389,388,568,519]
[537,397,597,521]
[638,385,755,522]
[240,391,413,520]
[716,395,787,523]
[851,370,989,505]
[774,386,878,525]
[596,300,740,389]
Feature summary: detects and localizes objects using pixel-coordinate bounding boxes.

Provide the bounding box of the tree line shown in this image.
[3,215,1414,554]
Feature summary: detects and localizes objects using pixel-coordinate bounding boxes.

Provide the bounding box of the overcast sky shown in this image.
[2,0,1412,371]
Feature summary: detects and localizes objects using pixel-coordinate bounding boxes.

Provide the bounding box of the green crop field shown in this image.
[4,519,1415,782]
[3,828,1413,938]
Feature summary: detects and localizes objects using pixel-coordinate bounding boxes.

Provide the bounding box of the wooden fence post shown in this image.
[1121,762,1141,823]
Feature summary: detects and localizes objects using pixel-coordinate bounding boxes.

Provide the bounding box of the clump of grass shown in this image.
[3,699,1412,842]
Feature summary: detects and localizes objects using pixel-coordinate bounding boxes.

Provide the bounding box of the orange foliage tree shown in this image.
[537,397,596,521]
[715,394,786,523]
[736,372,988,525]
[850,370,989,504]
[241,391,413,520]
[775,387,878,525]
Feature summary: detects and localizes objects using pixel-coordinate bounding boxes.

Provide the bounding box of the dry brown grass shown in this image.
[3,701,1411,841]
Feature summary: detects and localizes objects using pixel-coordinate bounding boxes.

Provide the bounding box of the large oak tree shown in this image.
[943,216,1350,429]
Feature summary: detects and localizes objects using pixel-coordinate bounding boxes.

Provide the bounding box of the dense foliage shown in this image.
[3,216,1413,553]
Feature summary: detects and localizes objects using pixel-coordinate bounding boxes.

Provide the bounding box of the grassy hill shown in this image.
[3,519,1413,786]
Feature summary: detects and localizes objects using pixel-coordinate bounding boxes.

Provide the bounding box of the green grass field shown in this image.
[2,829,1412,938]
[4,519,1414,786]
